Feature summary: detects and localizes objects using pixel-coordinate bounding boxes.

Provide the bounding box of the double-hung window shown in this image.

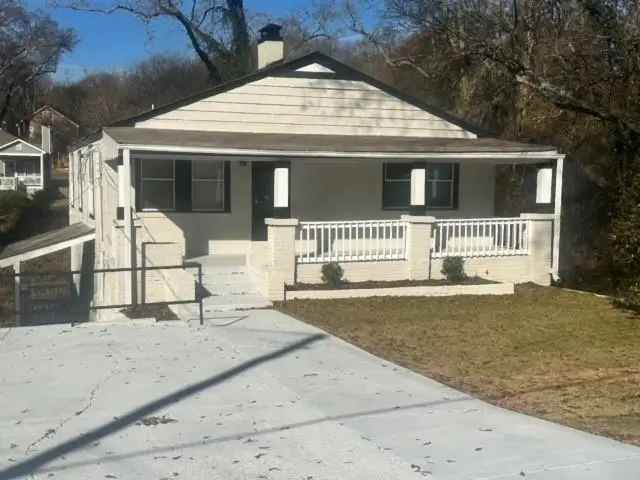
[382,163,412,209]
[140,159,175,211]
[426,164,456,209]
[192,160,225,211]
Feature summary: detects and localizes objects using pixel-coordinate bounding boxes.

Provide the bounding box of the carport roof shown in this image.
[0,223,95,268]
[103,127,559,157]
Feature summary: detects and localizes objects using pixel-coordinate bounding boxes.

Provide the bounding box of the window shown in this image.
[192,160,225,211]
[140,159,175,211]
[383,163,458,209]
[426,164,456,209]
[382,163,411,209]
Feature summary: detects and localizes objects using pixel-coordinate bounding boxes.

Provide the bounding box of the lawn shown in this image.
[277,284,640,446]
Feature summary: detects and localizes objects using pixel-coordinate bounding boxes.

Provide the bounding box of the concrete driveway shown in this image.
[1,310,639,480]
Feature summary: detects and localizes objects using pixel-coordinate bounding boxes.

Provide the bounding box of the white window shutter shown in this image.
[536,167,553,204]
[410,168,426,206]
[273,167,289,208]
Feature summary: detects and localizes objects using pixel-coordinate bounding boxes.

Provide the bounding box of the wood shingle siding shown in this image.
[137,77,475,138]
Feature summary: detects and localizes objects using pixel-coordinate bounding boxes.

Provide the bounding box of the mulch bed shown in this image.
[287,276,496,291]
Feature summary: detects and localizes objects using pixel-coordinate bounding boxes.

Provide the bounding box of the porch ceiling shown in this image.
[104,127,561,160]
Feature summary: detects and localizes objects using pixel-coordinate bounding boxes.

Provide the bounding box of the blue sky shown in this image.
[28,0,327,82]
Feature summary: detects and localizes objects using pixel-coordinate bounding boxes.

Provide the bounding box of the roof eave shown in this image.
[114,142,562,161]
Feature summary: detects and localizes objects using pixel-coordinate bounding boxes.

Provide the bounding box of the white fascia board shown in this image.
[118,143,563,161]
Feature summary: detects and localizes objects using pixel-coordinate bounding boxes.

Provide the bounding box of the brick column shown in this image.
[402,215,436,280]
[265,218,298,300]
[521,213,554,285]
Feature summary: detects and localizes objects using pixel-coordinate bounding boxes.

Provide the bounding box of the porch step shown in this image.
[186,255,272,314]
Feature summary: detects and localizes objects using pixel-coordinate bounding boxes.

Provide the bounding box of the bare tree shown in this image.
[60,0,252,82]
[0,0,75,126]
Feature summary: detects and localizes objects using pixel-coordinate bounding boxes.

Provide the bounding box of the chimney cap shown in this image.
[258,23,283,43]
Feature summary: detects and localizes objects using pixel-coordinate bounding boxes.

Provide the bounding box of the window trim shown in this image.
[139,159,176,212]
[135,158,231,214]
[382,162,459,211]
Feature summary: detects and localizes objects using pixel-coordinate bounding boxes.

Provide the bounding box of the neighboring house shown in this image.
[0,129,47,195]
[19,105,80,169]
[67,25,564,317]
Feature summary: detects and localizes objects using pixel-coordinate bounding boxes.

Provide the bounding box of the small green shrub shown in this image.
[321,262,344,288]
[441,256,467,283]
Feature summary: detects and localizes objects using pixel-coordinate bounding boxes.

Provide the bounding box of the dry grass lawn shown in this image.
[277,284,640,445]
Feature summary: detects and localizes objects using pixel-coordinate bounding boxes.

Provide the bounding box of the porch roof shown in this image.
[104,127,560,160]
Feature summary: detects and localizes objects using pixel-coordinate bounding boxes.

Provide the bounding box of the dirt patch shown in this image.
[136,415,177,427]
[277,283,640,446]
[120,304,178,321]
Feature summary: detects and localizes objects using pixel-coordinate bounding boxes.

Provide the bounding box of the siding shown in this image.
[291,160,495,221]
[137,77,475,138]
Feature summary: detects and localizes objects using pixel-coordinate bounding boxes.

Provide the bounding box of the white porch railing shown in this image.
[0,177,17,190]
[432,218,529,258]
[20,174,42,186]
[297,219,407,263]
[0,175,42,190]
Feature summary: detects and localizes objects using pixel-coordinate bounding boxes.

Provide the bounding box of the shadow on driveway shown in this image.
[0,333,326,480]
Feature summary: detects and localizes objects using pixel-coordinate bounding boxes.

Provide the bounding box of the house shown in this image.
[18,105,80,169]
[0,129,47,195]
[66,25,564,318]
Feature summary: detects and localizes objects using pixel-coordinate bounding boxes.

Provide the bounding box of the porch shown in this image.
[103,127,564,306]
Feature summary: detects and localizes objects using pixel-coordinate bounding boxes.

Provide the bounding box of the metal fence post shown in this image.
[198,264,204,325]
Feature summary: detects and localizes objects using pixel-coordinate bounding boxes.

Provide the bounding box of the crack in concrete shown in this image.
[25,342,121,456]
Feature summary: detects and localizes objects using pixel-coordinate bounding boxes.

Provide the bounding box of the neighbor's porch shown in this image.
[0,155,44,194]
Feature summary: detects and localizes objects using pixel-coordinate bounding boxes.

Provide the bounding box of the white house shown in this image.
[0,130,46,195]
[67,25,564,317]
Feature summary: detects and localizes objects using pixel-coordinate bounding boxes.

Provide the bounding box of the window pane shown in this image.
[142,180,174,210]
[192,181,224,211]
[385,164,411,181]
[383,182,410,208]
[428,181,453,208]
[428,164,453,180]
[141,159,173,178]
[193,160,223,179]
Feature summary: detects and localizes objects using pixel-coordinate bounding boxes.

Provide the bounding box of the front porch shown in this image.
[104,127,564,306]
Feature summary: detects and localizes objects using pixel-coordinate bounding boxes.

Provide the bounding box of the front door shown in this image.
[252,162,275,241]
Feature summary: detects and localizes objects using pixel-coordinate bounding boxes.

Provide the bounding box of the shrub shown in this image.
[0,191,31,234]
[321,262,344,288]
[441,256,467,283]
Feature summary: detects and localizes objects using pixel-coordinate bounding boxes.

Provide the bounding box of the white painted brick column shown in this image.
[521,213,554,285]
[402,215,436,281]
[265,218,298,301]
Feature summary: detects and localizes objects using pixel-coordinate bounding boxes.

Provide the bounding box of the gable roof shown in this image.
[30,105,79,127]
[0,129,44,154]
[111,52,483,135]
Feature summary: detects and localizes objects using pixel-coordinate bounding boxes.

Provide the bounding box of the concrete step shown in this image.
[184,254,271,313]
